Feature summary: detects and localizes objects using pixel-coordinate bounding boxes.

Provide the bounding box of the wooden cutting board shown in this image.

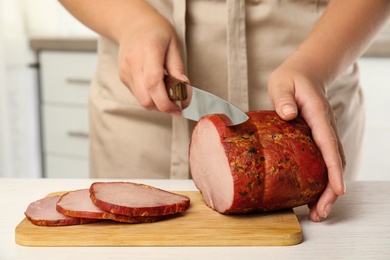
[15,191,302,246]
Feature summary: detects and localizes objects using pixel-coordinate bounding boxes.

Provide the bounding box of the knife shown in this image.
[164,75,248,126]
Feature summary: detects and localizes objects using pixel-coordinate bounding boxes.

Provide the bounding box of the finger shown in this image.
[164,38,191,110]
[142,46,182,115]
[308,182,339,221]
[306,108,345,196]
[133,71,157,111]
[165,39,186,81]
[329,110,347,172]
[118,51,157,111]
[327,109,347,193]
[302,106,343,220]
[268,79,299,121]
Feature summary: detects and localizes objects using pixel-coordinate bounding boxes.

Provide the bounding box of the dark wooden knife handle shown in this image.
[164,75,188,101]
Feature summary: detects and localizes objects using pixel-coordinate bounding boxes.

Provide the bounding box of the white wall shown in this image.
[22,0,96,37]
[357,57,390,180]
[0,0,40,178]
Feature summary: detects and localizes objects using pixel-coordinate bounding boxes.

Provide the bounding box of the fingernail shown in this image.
[323,203,334,219]
[343,181,347,194]
[282,105,296,117]
[181,74,190,83]
[314,214,321,223]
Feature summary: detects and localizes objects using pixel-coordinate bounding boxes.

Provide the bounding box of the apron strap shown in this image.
[169,0,249,179]
[170,0,190,179]
[226,0,249,111]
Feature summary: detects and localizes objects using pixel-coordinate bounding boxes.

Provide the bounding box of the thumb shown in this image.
[268,80,298,121]
[165,39,188,83]
[164,39,192,109]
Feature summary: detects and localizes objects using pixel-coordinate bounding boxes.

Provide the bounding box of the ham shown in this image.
[189,110,328,214]
[56,189,164,223]
[24,196,99,226]
[24,182,190,226]
[89,182,190,216]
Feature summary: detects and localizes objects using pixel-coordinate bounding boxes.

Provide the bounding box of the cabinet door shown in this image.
[42,105,89,158]
[45,155,89,178]
[39,50,97,178]
[40,51,97,106]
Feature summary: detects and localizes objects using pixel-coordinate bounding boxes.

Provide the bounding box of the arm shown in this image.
[268,0,390,221]
[59,0,188,115]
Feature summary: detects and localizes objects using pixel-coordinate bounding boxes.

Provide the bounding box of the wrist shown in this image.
[111,0,168,43]
[281,49,336,89]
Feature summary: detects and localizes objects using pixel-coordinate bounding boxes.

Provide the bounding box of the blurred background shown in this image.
[0,0,96,178]
[0,0,389,180]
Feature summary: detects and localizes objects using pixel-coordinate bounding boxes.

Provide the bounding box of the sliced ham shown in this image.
[89,182,190,216]
[56,189,164,223]
[24,196,99,226]
[189,110,328,214]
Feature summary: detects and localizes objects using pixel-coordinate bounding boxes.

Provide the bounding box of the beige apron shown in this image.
[89,0,364,180]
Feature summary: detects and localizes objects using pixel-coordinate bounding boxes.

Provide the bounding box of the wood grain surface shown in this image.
[15,191,302,246]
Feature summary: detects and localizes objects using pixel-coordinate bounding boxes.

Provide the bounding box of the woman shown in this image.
[59,0,390,222]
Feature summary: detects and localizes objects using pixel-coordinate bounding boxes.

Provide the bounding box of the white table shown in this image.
[1,179,389,260]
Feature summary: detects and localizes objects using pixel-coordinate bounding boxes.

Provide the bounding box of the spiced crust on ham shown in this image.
[56,189,164,223]
[24,196,99,226]
[89,182,190,217]
[189,110,328,214]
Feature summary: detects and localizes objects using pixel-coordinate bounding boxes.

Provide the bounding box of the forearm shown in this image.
[59,0,160,43]
[290,0,390,86]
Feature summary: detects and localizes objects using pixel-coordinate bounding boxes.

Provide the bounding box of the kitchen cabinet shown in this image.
[39,50,97,178]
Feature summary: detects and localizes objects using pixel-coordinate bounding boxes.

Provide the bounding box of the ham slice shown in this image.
[89,182,190,216]
[24,196,99,226]
[56,189,164,223]
[189,111,328,214]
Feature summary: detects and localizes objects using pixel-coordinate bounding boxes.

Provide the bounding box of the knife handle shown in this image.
[164,75,188,101]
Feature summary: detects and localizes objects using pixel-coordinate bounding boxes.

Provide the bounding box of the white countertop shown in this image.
[1,178,389,260]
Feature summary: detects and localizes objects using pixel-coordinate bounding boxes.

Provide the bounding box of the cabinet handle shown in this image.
[67,131,89,138]
[66,78,91,85]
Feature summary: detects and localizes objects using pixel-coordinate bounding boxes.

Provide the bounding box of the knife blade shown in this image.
[164,75,248,126]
